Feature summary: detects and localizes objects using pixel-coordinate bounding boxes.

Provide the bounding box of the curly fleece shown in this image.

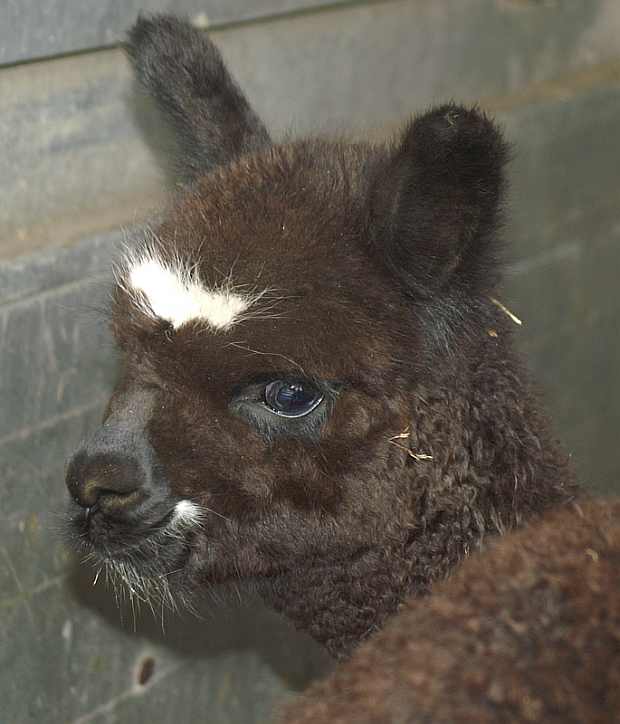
[280,498,620,723]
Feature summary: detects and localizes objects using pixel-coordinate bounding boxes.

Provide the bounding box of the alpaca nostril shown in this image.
[98,488,144,515]
[66,452,146,514]
[81,483,142,512]
[80,477,105,508]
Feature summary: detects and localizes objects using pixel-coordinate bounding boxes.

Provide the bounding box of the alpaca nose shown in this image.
[66,451,147,514]
[65,388,168,518]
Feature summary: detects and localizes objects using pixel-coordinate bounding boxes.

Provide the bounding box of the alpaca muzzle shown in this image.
[65,388,170,529]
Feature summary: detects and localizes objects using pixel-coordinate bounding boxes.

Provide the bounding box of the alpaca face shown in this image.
[66,147,419,604]
[65,15,509,609]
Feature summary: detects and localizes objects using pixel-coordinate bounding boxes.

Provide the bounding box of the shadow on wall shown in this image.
[66,557,332,691]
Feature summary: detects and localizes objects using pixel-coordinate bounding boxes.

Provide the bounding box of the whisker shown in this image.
[93,567,102,587]
[203,505,231,522]
[225,341,306,375]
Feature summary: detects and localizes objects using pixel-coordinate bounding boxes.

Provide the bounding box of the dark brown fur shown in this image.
[66,14,577,664]
[280,498,620,723]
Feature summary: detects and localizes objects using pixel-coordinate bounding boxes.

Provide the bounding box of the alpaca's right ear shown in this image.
[369,104,509,299]
[126,14,270,182]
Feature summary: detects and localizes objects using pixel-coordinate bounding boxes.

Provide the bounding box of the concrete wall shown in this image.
[1,1,619,722]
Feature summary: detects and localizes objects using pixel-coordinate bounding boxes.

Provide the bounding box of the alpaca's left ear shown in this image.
[369,104,510,298]
[126,14,270,182]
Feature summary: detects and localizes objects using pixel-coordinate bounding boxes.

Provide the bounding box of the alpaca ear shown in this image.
[369,104,510,298]
[126,14,270,182]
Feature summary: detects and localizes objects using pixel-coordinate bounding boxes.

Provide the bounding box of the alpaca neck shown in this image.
[260,335,577,659]
[258,503,488,659]
[259,461,573,660]
[258,546,417,659]
[258,378,576,658]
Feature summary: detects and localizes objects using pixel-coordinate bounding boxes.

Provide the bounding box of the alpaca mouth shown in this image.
[70,498,197,562]
[70,498,203,554]
[67,503,201,611]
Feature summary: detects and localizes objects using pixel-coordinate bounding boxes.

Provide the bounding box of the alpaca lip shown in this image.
[72,504,199,611]
[70,503,186,561]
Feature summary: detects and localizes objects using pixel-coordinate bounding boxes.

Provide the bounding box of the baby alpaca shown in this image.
[280,498,620,723]
[65,14,577,662]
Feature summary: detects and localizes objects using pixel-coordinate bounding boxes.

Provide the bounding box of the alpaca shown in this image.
[280,497,620,723]
[65,14,577,661]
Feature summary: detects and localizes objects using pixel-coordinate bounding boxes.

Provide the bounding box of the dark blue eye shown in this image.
[264,380,323,418]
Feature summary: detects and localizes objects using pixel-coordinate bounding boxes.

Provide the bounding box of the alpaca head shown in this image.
[65,15,571,648]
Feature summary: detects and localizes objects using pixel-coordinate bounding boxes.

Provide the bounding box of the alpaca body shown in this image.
[281,498,620,723]
[66,15,576,664]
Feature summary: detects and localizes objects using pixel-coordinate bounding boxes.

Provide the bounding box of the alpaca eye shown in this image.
[264,380,323,418]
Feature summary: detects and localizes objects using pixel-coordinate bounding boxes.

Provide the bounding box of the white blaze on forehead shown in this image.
[126,253,254,330]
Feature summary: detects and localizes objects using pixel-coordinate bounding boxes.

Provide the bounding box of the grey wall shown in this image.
[1,1,619,722]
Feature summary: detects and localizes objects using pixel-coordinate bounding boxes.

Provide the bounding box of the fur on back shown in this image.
[280,498,620,723]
